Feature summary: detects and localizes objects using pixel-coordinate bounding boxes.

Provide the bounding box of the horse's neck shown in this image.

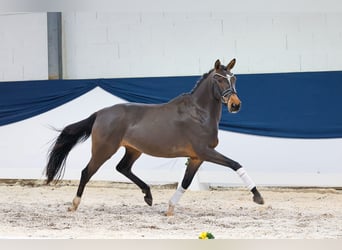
[191,79,222,122]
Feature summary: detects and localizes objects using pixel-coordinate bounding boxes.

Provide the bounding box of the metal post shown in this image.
[47,12,62,79]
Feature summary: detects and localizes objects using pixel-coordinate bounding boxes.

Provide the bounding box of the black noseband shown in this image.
[220,88,235,103]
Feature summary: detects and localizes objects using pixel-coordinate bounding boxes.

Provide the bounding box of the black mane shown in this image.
[190,68,214,94]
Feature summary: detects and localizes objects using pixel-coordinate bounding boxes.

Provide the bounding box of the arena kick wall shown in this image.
[0,11,341,189]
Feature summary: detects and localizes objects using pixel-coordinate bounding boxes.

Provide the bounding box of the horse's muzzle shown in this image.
[228,102,241,113]
[227,94,241,113]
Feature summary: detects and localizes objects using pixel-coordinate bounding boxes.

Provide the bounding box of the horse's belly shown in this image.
[121,132,194,158]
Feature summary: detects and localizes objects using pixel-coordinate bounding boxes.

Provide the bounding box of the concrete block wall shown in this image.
[1,12,341,81]
[62,12,342,79]
[0,13,48,81]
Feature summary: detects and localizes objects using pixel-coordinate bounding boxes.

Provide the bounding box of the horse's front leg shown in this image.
[166,158,203,216]
[202,148,264,205]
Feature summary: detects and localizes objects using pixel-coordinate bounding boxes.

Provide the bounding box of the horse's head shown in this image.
[212,58,241,113]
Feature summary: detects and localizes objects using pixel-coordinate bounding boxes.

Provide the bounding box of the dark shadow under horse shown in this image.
[45,58,264,216]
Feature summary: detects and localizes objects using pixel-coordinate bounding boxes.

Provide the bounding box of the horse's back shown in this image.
[91,98,195,157]
[92,103,148,133]
[92,102,165,141]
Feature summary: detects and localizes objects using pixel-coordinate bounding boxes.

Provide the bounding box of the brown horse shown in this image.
[45,58,264,216]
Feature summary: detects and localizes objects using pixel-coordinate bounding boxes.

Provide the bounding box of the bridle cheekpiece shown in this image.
[213,72,237,103]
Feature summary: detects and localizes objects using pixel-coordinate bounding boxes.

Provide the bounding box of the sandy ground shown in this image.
[0,180,341,239]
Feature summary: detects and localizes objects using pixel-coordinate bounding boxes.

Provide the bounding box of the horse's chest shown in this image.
[209,136,219,148]
[191,123,219,148]
[206,128,219,148]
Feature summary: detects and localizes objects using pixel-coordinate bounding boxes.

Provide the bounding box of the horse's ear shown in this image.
[227,58,236,70]
[215,59,221,71]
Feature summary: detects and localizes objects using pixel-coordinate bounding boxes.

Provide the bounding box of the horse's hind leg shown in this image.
[116,147,153,206]
[69,143,117,212]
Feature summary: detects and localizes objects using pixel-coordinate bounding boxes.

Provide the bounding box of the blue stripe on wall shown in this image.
[222,71,342,138]
[1,71,342,139]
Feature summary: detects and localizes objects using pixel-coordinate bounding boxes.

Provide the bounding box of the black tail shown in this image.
[45,113,97,184]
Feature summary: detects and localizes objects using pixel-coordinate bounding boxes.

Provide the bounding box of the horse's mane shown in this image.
[190,68,214,94]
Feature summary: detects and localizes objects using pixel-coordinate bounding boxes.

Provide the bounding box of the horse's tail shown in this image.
[45,113,97,184]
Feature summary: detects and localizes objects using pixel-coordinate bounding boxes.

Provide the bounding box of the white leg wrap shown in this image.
[236,167,256,190]
[169,186,186,206]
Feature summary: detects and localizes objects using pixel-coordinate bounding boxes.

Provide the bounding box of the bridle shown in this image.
[213,72,237,103]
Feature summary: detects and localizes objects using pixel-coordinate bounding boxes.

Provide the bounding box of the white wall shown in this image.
[1,12,341,80]
[62,12,342,79]
[0,13,48,81]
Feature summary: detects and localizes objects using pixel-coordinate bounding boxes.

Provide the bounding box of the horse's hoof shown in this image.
[143,188,153,206]
[67,206,77,212]
[165,211,174,216]
[144,196,153,206]
[67,196,80,211]
[165,205,175,216]
[253,195,265,205]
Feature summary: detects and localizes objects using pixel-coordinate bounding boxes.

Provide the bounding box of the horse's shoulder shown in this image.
[170,94,208,124]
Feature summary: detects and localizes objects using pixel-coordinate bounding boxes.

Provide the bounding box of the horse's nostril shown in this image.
[232,103,240,110]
